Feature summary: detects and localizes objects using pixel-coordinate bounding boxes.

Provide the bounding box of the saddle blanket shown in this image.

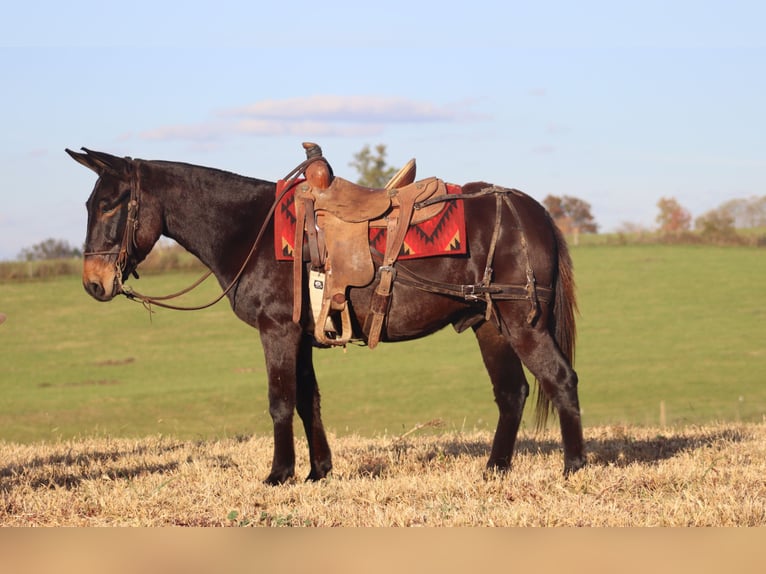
[274,179,467,261]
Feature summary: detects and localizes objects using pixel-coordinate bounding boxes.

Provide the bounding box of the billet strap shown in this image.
[364,214,400,348]
[365,179,437,348]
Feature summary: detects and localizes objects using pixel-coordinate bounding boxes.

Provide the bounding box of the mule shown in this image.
[66,147,585,484]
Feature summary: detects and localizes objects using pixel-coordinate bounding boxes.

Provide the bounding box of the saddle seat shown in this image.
[292,144,450,348]
[311,174,447,225]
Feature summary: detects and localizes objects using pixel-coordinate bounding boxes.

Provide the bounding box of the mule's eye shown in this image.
[99,190,129,215]
[100,201,120,216]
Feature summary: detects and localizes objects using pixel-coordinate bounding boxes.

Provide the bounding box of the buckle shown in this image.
[463,284,481,301]
[377,265,397,281]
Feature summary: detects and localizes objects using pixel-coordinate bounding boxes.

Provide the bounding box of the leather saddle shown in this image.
[292,143,449,348]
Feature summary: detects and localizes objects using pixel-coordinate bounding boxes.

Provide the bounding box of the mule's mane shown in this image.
[147,159,274,188]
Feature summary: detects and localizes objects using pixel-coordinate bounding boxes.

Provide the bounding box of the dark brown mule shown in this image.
[66,147,585,484]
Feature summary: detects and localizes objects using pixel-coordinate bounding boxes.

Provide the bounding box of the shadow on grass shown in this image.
[349,426,749,478]
[0,426,750,488]
[0,441,187,491]
[580,426,747,467]
[495,426,746,468]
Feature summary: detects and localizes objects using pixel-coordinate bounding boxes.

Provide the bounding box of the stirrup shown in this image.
[314,297,352,347]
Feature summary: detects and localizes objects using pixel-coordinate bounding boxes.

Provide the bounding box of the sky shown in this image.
[1,1,764,260]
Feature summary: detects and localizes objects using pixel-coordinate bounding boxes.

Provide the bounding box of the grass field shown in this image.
[1,423,764,526]
[0,244,764,444]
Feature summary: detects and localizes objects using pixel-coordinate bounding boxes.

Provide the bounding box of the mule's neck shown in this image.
[149,161,276,280]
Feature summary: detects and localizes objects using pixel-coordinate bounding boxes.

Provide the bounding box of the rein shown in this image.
[95,158,314,312]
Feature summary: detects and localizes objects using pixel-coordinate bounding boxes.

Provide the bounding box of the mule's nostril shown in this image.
[86,281,105,299]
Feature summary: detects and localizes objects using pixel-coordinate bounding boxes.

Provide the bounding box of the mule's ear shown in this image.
[65,147,131,175]
[65,148,97,172]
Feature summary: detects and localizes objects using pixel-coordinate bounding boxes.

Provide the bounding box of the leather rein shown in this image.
[86,159,310,312]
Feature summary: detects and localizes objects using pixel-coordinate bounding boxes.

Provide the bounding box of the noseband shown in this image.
[83,161,142,292]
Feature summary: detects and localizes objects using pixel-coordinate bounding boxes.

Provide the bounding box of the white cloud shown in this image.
[140,122,228,142]
[234,119,384,137]
[225,95,469,123]
[135,95,485,144]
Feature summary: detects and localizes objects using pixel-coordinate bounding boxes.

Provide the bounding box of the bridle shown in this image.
[83,160,143,295]
[85,157,316,312]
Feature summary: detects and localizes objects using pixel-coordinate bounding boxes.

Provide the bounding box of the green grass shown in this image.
[574,244,766,426]
[1,244,764,443]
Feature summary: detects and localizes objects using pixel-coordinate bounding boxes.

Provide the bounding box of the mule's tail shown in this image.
[534,217,578,430]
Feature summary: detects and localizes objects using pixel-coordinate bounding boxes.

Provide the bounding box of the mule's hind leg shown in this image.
[473,321,529,474]
[499,304,586,475]
[296,335,333,481]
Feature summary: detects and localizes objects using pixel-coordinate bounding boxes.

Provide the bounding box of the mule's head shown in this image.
[66,148,161,301]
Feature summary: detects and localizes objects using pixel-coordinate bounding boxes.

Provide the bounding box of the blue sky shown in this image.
[1,1,764,259]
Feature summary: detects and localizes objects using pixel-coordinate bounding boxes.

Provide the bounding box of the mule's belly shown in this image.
[346,255,485,343]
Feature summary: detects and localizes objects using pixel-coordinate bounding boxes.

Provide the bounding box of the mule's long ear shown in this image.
[65,147,131,175]
[65,148,97,172]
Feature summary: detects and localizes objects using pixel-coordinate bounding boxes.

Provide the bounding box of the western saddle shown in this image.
[291,142,450,348]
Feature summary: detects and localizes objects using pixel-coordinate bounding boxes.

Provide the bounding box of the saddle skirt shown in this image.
[274,180,466,262]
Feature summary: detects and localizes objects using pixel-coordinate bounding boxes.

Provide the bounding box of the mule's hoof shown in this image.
[306,461,332,482]
[563,456,587,477]
[483,461,511,480]
[305,469,331,482]
[264,468,295,486]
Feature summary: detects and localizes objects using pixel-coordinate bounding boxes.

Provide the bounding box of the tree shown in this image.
[655,197,691,236]
[18,238,81,261]
[656,197,692,235]
[349,144,398,188]
[714,196,766,229]
[542,195,598,244]
[695,209,738,243]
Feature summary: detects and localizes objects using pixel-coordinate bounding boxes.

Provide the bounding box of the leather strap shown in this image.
[292,192,307,323]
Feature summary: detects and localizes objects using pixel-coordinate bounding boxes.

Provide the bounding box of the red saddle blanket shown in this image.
[274,180,467,261]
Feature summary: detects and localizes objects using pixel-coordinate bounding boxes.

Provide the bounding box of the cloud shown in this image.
[140,122,229,142]
[531,144,556,155]
[224,95,472,123]
[234,119,384,138]
[545,122,570,135]
[135,95,483,144]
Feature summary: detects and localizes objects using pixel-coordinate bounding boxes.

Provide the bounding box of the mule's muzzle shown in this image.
[83,278,114,301]
[82,258,121,302]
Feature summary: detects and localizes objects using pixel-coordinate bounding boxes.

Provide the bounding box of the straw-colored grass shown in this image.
[1,422,764,526]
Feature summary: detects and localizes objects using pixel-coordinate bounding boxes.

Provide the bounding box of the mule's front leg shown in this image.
[266,385,296,485]
[261,327,301,485]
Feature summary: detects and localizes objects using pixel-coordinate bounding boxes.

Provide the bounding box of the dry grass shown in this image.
[1,422,764,526]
